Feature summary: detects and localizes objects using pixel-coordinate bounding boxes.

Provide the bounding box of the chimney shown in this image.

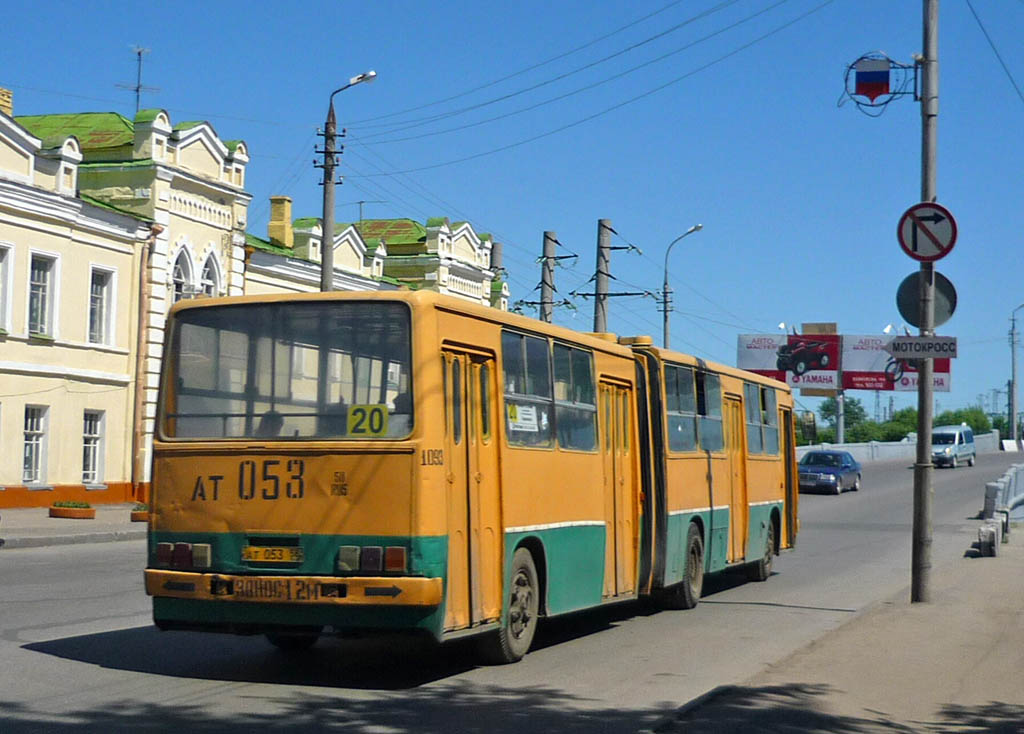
[490,240,503,272]
[268,195,293,248]
[0,88,12,117]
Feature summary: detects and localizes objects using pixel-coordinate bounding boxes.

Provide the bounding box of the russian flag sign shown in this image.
[855,58,890,102]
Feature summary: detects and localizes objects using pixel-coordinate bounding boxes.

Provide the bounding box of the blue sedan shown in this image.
[798,450,861,494]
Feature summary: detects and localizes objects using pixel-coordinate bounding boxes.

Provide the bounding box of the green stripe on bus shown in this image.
[665,508,730,584]
[745,502,781,563]
[504,524,606,616]
[149,532,447,578]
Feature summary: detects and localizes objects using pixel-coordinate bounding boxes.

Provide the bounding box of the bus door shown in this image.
[781,407,797,547]
[599,381,637,598]
[442,349,502,630]
[724,395,748,563]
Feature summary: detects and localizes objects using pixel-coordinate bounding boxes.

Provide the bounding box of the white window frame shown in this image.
[23,405,48,485]
[27,252,60,338]
[200,254,220,297]
[88,266,117,345]
[0,243,12,333]
[82,410,105,485]
[171,250,194,304]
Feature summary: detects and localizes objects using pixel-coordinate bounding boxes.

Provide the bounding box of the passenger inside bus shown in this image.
[255,409,284,437]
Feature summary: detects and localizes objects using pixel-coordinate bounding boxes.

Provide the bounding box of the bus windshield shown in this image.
[162,300,412,440]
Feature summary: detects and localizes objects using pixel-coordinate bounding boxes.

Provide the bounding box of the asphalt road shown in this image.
[1,453,1016,733]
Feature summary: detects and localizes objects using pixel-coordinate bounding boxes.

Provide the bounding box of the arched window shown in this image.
[171,251,193,303]
[200,255,220,297]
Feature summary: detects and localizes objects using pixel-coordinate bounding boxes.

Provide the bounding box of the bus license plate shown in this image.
[241,546,304,563]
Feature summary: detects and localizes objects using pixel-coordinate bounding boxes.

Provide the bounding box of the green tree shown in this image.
[934,407,991,434]
[818,396,867,428]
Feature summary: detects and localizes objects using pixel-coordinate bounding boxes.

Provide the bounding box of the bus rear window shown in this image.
[163,301,412,440]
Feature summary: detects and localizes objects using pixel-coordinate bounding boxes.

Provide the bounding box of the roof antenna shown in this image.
[116,45,160,116]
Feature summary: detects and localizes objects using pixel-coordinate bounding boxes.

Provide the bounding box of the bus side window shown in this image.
[696,371,723,452]
[480,362,491,441]
[501,331,554,448]
[666,365,697,452]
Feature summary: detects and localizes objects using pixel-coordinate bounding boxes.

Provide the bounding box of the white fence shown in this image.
[796,430,1002,464]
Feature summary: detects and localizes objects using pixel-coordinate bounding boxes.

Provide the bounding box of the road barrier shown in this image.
[979,463,1024,557]
[797,430,1001,464]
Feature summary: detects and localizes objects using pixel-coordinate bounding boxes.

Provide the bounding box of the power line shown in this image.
[351,0,838,177]
[351,0,745,137]
[965,0,1024,108]
[344,0,692,126]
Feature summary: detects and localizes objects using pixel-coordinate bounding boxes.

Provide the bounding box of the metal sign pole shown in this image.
[912,0,939,604]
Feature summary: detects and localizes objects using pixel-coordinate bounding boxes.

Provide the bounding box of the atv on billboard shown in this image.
[737,334,840,389]
[738,334,951,393]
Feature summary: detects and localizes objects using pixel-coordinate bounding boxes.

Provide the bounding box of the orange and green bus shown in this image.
[145,290,797,662]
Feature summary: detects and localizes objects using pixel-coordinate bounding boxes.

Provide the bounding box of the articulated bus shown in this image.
[145,290,797,662]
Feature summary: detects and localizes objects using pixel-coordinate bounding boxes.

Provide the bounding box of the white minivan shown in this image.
[931,424,975,468]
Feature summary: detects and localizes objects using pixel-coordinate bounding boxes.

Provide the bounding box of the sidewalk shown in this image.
[0,503,147,549]
[652,530,1024,733]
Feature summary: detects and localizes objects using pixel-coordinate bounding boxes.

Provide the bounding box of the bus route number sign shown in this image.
[347,404,388,436]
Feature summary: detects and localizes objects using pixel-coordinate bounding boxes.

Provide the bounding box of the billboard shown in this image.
[737,334,951,392]
[737,334,840,390]
[841,334,951,392]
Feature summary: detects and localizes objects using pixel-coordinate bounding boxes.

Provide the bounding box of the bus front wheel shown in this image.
[660,523,704,610]
[479,548,539,664]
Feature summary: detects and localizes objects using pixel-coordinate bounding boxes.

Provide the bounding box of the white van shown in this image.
[931,424,976,468]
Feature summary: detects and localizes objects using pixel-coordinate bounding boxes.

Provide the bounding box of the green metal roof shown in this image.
[350,219,426,245]
[173,120,205,131]
[425,216,449,228]
[134,109,164,124]
[15,112,134,150]
[246,232,303,257]
[80,194,153,222]
[293,217,320,230]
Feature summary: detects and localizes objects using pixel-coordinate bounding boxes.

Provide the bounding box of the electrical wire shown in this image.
[344,0,693,126]
[965,0,1024,108]
[352,0,837,177]
[350,0,746,136]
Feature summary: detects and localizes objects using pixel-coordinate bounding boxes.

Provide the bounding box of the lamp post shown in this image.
[1011,304,1024,444]
[320,70,377,292]
[660,224,703,349]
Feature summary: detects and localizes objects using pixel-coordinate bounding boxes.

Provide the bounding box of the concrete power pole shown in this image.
[911,0,939,604]
[540,231,557,323]
[593,219,611,333]
[319,103,339,292]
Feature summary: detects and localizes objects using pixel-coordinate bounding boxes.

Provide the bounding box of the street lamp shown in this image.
[660,224,703,348]
[320,70,377,292]
[1010,303,1024,444]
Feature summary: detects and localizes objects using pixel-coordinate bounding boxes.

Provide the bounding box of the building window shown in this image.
[83,410,104,484]
[171,252,192,303]
[0,245,10,332]
[23,406,47,484]
[29,255,55,336]
[200,256,219,296]
[89,269,113,344]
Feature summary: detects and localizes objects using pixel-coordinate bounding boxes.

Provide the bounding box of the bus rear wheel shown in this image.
[479,548,539,664]
[266,627,321,651]
[661,523,704,610]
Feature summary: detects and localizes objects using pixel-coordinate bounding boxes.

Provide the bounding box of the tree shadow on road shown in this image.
[655,684,1024,734]
[0,681,670,733]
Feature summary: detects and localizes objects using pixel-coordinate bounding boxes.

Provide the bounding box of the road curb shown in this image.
[0,529,147,549]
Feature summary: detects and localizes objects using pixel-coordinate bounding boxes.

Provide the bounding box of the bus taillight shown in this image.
[384,546,407,572]
[155,541,212,570]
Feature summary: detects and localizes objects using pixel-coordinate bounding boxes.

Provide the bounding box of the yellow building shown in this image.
[9,98,250,503]
[0,99,151,507]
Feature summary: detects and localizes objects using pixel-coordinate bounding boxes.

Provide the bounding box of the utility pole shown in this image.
[1010,306,1024,447]
[540,231,557,323]
[911,0,938,604]
[593,219,611,333]
[317,71,376,292]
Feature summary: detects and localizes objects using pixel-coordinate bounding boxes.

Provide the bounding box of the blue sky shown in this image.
[5,0,1023,420]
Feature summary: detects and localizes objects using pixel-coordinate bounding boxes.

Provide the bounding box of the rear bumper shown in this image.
[145,569,443,607]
